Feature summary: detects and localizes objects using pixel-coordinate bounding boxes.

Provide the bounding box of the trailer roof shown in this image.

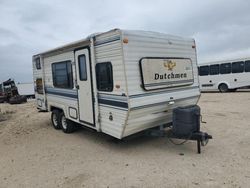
[33,29,120,58]
[33,28,194,58]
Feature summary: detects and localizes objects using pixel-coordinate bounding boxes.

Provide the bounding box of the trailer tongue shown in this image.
[147,105,212,154]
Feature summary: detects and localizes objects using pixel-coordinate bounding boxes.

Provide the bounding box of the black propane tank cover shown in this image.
[172,105,201,137]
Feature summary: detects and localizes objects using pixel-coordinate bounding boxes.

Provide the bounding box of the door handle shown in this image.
[76,85,79,89]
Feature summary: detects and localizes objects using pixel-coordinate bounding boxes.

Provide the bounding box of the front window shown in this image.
[35,58,41,69]
[96,62,113,92]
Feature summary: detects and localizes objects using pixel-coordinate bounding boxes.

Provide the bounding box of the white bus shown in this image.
[198,57,250,92]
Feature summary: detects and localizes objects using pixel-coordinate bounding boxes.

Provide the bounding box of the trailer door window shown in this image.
[96,62,113,92]
[78,55,87,81]
[52,61,73,89]
[232,61,244,73]
[209,64,219,75]
[245,60,250,72]
[199,66,209,76]
[220,63,231,74]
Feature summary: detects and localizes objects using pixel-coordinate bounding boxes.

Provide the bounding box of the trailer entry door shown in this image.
[75,48,95,126]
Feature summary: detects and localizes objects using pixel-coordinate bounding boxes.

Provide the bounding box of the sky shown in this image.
[0,0,250,82]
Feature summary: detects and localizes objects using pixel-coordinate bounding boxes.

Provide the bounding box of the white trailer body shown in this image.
[32,29,200,139]
[198,57,250,92]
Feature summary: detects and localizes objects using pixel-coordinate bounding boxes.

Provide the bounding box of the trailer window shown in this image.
[245,60,250,72]
[78,55,87,81]
[36,78,43,94]
[220,63,231,74]
[232,61,244,73]
[199,66,209,76]
[209,64,219,75]
[96,62,113,92]
[35,58,41,69]
[52,61,73,89]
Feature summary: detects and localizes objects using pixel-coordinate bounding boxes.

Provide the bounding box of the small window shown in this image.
[0,84,3,93]
[36,78,43,94]
[96,62,113,92]
[78,55,87,81]
[209,64,219,75]
[52,61,73,89]
[220,63,231,74]
[35,58,41,69]
[199,66,209,76]
[245,60,250,72]
[232,61,244,73]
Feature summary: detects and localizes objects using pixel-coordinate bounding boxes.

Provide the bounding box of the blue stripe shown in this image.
[45,88,78,99]
[94,36,120,46]
[98,98,128,109]
[45,87,128,109]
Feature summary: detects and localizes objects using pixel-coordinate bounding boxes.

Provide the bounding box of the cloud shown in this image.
[0,0,249,82]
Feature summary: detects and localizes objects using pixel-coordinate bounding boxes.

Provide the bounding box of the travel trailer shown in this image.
[198,57,250,92]
[32,29,200,139]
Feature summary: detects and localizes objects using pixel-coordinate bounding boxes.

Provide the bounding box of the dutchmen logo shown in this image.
[154,59,187,80]
[164,60,176,71]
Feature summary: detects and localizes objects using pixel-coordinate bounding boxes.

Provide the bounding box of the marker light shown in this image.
[123,38,129,44]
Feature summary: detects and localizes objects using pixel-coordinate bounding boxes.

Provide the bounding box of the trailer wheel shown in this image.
[51,110,61,130]
[218,83,228,93]
[59,112,75,133]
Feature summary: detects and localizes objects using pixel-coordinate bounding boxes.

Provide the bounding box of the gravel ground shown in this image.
[0,92,250,188]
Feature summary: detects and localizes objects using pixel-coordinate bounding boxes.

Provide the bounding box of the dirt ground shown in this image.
[0,92,250,188]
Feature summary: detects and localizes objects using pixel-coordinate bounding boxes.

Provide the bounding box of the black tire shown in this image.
[51,110,61,130]
[59,112,75,133]
[218,83,229,93]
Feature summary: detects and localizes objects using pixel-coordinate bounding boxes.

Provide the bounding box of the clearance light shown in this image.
[123,38,129,44]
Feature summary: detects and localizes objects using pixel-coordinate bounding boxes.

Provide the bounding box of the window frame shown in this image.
[35,58,41,69]
[209,64,220,75]
[96,62,113,92]
[78,55,87,81]
[51,60,73,89]
[245,60,250,72]
[220,63,232,74]
[232,61,244,73]
[199,65,209,76]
